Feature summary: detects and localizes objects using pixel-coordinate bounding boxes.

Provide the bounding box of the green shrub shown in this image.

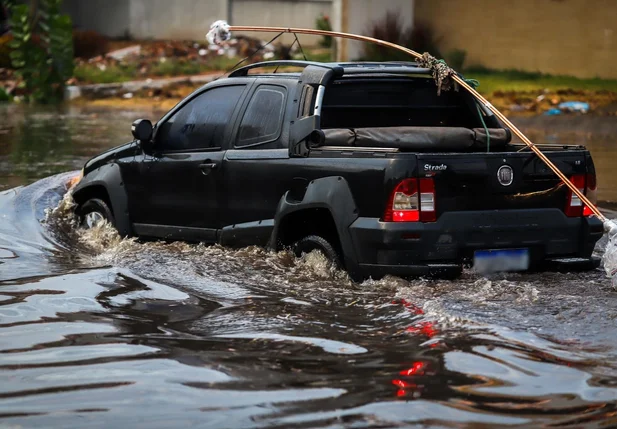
[73,63,138,84]
[315,14,332,48]
[0,34,12,68]
[150,59,202,77]
[407,21,442,59]
[5,0,74,103]
[445,49,466,71]
[73,30,109,59]
[362,13,442,62]
[0,86,10,101]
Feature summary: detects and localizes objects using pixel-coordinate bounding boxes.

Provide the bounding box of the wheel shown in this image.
[78,198,115,229]
[292,235,342,269]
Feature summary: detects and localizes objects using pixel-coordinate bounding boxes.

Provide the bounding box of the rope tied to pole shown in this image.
[417,53,456,96]
[417,52,480,95]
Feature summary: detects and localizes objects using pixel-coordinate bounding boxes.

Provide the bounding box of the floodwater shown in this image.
[2,104,617,428]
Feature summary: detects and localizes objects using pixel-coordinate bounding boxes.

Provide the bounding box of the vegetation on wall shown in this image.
[362,12,443,62]
[72,30,109,59]
[315,14,332,48]
[360,11,468,71]
[3,0,74,103]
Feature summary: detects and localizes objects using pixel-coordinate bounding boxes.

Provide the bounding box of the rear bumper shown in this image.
[348,209,603,278]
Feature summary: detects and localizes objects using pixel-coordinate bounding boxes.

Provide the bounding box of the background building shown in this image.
[61,0,414,61]
[414,0,617,79]
[62,0,617,78]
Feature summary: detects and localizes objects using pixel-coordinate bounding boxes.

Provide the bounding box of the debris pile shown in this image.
[71,36,276,84]
[1,34,280,97]
[492,89,617,117]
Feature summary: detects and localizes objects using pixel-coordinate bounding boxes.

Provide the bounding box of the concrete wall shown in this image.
[231,0,332,45]
[64,0,332,44]
[63,0,131,38]
[129,0,228,40]
[414,0,617,79]
[332,0,414,61]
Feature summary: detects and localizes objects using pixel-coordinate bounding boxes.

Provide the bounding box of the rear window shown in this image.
[237,85,286,147]
[320,78,481,129]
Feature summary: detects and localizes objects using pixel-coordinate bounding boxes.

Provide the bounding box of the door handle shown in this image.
[199,161,218,175]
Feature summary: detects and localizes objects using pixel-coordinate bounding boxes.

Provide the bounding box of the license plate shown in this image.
[473,249,529,273]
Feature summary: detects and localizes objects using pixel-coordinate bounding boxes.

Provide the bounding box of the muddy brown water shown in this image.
[2,104,617,428]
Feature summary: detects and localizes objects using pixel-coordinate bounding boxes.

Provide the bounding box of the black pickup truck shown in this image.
[72,61,603,280]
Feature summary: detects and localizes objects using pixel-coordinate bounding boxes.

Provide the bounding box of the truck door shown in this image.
[222,84,290,228]
[134,84,249,241]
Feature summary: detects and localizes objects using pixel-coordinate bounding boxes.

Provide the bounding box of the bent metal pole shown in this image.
[227,25,605,222]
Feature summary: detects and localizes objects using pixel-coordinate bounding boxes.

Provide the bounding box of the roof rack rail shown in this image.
[229,61,342,77]
[342,66,431,75]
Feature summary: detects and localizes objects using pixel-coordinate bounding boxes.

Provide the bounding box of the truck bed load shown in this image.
[318,126,511,151]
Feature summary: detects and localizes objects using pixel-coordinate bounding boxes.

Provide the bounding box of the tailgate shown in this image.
[417,150,591,216]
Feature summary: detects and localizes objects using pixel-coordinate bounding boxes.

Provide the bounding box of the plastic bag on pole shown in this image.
[207,20,231,45]
[603,220,617,288]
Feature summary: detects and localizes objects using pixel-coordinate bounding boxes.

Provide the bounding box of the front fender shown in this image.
[269,176,360,275]
[73,163,131,236]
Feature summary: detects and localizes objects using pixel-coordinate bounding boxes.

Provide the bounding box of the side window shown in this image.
[156,85,245,152]
[237,85,286,147]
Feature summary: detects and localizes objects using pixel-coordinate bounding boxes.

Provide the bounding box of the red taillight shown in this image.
[565,174,596,217]
[585,173,598,217]
[383,178,436,223]
[383,178,419,222]
[587,173,597,191]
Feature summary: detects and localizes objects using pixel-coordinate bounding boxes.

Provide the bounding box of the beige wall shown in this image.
[414,0,617,79]
[332,0,415,61]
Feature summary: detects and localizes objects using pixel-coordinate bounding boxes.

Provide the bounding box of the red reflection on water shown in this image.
[400,361,425,376]
[393,379,419,399]
[406,322,437,338]
[392,379,415,388]
[393,299,424,315]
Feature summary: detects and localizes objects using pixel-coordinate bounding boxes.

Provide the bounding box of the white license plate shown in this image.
[473,249,530,273]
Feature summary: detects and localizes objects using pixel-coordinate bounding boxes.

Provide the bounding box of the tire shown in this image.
[78,198,115,229]
[292,235,342,269]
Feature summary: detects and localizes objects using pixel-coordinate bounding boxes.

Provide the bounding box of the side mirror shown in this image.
[131,119,153,148]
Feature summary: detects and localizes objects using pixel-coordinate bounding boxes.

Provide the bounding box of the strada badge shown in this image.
[425,164,448,171]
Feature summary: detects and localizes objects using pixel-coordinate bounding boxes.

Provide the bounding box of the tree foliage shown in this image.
[315,14,332,48]
[362,12,443,63]
[4,0,74,103]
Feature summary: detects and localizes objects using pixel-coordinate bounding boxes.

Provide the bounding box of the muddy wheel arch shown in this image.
[72,163,131,237]
[269,176,361,278]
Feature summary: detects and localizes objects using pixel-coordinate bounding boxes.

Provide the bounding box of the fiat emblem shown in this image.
[497,165,514,186]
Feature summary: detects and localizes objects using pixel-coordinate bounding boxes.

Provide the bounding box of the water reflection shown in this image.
[516,115,617,204]
[0,104,163,191]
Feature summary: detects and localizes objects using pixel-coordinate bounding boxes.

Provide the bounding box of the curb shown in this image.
[64,73,221,101]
